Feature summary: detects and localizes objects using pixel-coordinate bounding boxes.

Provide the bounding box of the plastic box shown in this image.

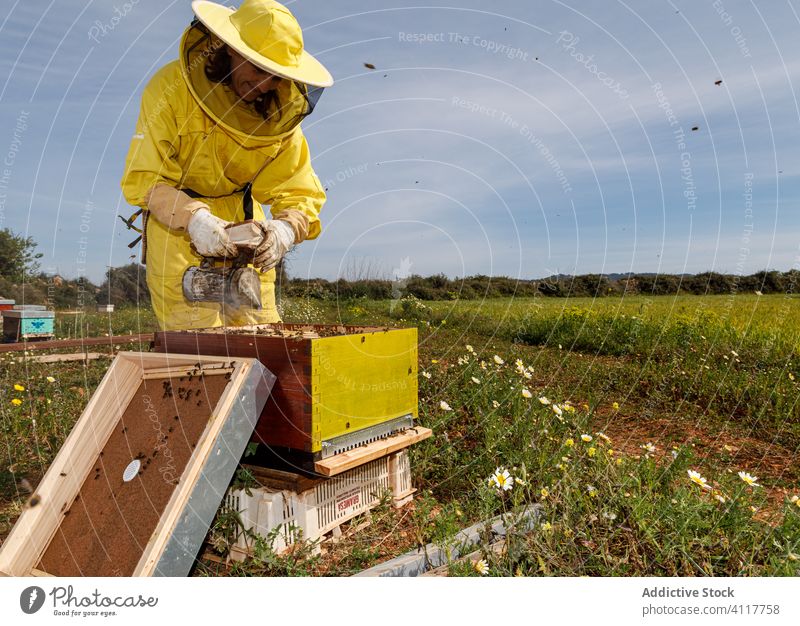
[225,450,413,558]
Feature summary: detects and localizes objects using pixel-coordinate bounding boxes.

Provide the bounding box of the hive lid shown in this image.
[0,351,276,577]
[2,310,55,318]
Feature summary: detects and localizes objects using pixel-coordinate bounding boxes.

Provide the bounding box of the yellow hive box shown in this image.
[154,324,419,462]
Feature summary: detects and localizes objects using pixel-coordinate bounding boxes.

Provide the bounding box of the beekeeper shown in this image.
[121,0,332,330]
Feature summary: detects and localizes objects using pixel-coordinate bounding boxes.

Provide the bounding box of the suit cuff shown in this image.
[272,208,310,244]
[144,183,208,231]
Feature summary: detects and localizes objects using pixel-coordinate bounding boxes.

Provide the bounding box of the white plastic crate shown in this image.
[225,450,414,558]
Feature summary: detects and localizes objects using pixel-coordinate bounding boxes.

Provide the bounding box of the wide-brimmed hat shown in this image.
[191,0,333,87]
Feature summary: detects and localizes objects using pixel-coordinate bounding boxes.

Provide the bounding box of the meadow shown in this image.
[1,293,798,576]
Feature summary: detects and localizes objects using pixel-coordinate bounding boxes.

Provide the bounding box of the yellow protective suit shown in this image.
[121,22,326,330]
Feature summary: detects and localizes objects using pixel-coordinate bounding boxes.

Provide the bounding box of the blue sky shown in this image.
[0,0,798,283]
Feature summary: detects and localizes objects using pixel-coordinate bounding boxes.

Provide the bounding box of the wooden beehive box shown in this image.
[0,351,275,577]
[154,324,419,462]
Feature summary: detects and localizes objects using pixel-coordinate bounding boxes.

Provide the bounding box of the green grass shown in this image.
[52,306,158,339]
[1,295,799,575]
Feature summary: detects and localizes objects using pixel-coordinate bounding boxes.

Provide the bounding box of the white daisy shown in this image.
[489,467,514,491]
[737,471,760,487]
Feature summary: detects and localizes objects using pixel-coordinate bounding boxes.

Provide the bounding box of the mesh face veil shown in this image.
[183,20,324,138]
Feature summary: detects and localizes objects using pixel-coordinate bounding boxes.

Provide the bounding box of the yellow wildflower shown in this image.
[11,398,22,406]
[612,401,619,410]
[13,384,25,392]
[540,487,549,499]
[587,447,596,457]
[564,438,574,447]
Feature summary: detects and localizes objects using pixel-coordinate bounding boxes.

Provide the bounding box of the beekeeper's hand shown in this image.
[253,220,295,271]
[187,208,238,258]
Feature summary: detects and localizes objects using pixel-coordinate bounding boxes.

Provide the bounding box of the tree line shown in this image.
[0,227,797,309]
[280,270,800,301]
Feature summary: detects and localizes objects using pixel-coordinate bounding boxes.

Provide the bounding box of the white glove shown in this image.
[186,208,238,258]
[253,220,295,271]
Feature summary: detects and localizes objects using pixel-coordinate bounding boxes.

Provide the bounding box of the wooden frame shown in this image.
[313,427,432,477]
[0,351,274,577]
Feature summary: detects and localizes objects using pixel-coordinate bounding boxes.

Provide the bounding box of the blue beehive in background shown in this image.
[2,309,55,342]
